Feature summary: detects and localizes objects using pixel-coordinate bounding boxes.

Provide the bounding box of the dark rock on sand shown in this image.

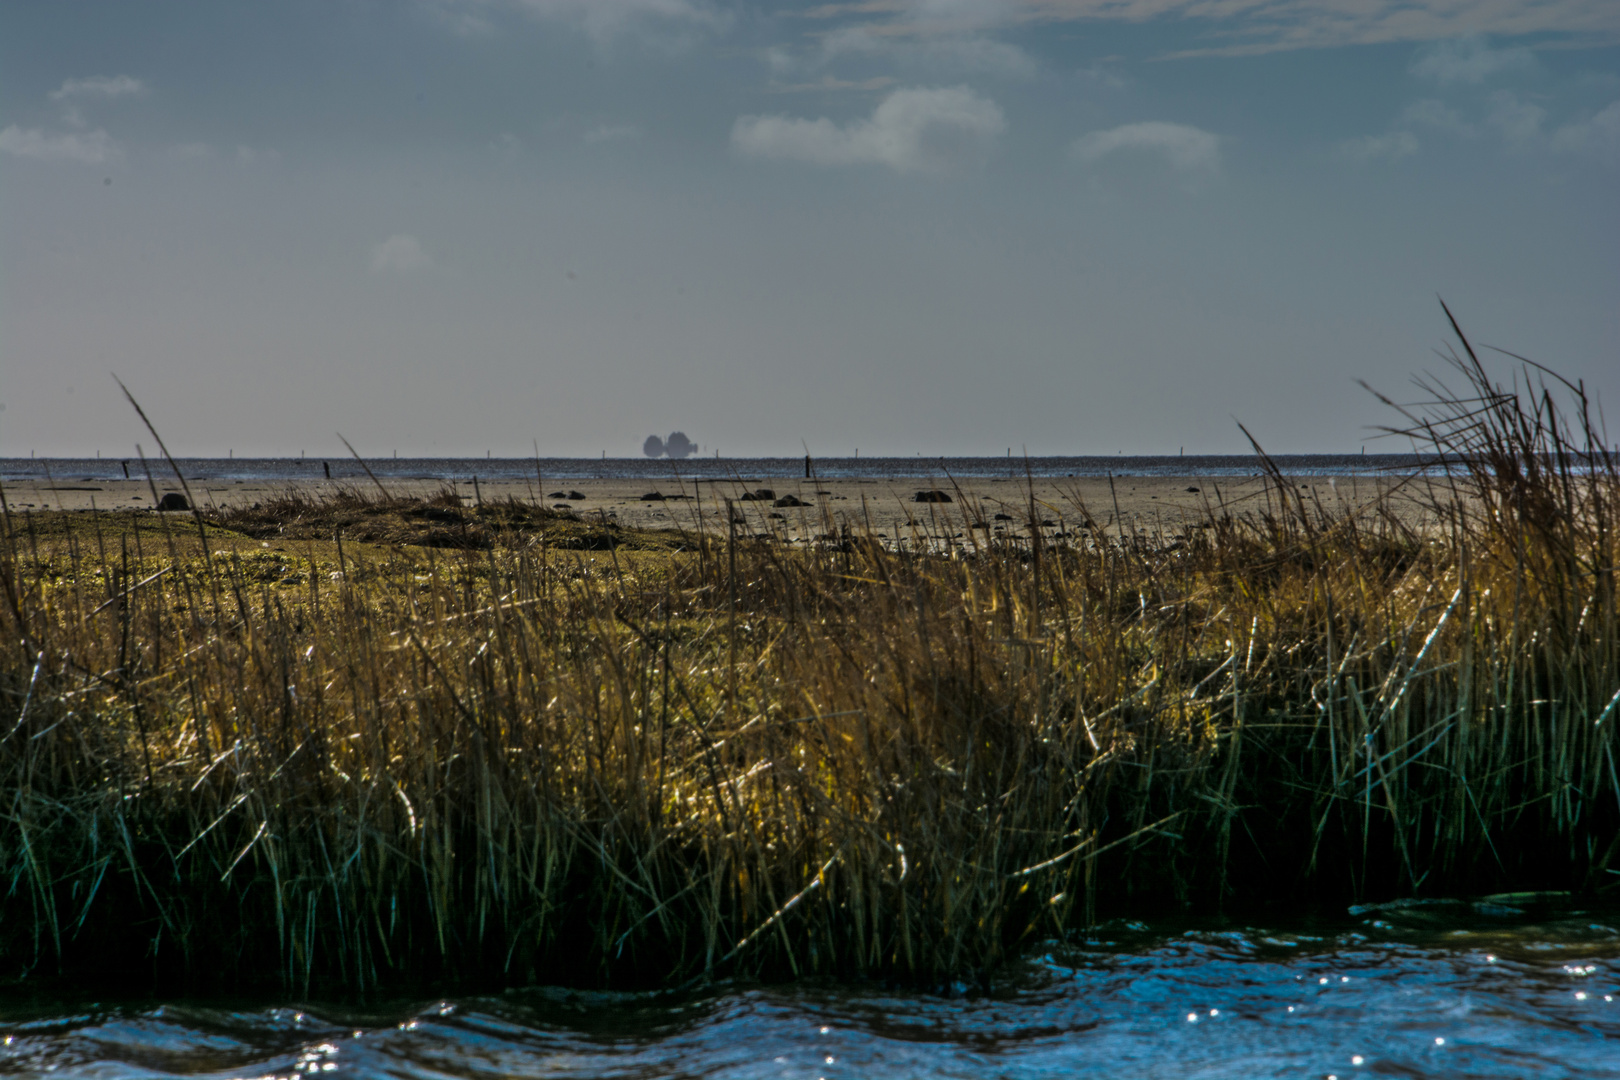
[913,490,952,503]
[640,492,666,501]
[1186,486,1201,493]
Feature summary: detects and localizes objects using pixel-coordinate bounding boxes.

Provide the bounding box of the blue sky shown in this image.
[3,0,1616,457]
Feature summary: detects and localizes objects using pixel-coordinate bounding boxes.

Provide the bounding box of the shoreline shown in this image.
[2,472,1447,539]
[0,453,1442,482]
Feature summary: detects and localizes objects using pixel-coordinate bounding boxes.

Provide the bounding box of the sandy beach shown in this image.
[2,470,1443,542]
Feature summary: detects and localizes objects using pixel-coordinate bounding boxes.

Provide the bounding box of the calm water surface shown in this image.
[2,454,1436,485]
[4,901,1617,1078]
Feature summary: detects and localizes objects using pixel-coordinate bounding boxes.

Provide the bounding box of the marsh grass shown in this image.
[1,323,1616,994]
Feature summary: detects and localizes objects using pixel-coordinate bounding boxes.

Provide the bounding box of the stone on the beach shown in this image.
[1186,486,1201,493]
[640,492,666,501]
[994,512,1013,521]
[913,490,952,503]
[773,495,807,507]
[157,493,190,512]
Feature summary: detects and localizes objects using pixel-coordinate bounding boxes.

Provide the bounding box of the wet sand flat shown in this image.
[3,471,1447,542]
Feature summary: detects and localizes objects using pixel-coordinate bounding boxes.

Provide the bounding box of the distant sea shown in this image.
[1,454,1443,485]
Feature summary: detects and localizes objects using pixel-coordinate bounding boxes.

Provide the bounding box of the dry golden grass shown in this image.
[1,322,1616,994]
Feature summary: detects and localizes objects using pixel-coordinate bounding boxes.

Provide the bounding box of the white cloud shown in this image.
[1382,92,1617,162]
[1338,130,1420,162]
[819,24,1038,79]
[510,0,716,19]
[584,123,643,142]
[732,85,1005,173]
[0,125,117,164]
[1398,98,1475,136]
[370,234,434,274]
[1486,90,1545,146]
[427,0,726,43]
[1411,35,1535,85]
[1075,63,1127,91]
[49,75,146,101]
[773,1,1035,81]
[1551,100,1620,164]
[1070,121,1220,173]
[907,0,1019,29]
[768,75,900,93]
[765,46,798,76]
[823,1,1618,57]
[167,142,279,164]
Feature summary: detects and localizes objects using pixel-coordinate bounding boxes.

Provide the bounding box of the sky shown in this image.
[2,0,1616,459]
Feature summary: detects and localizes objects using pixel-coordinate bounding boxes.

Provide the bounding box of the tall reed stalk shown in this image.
[1,321,1615,994]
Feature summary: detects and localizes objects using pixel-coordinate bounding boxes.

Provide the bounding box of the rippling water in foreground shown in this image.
[5,902,1617,1079]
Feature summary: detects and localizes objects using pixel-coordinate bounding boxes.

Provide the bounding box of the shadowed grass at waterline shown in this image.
[1,336,1616,994]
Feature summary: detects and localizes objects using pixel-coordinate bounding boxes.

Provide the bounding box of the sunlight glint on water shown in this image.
[3,911,1618,1079]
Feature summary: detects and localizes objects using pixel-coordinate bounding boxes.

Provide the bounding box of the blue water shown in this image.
[5,905,1617,1078]
[2,454,1438,486]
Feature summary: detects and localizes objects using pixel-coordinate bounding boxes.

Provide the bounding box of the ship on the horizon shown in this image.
[643,431,698,459]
